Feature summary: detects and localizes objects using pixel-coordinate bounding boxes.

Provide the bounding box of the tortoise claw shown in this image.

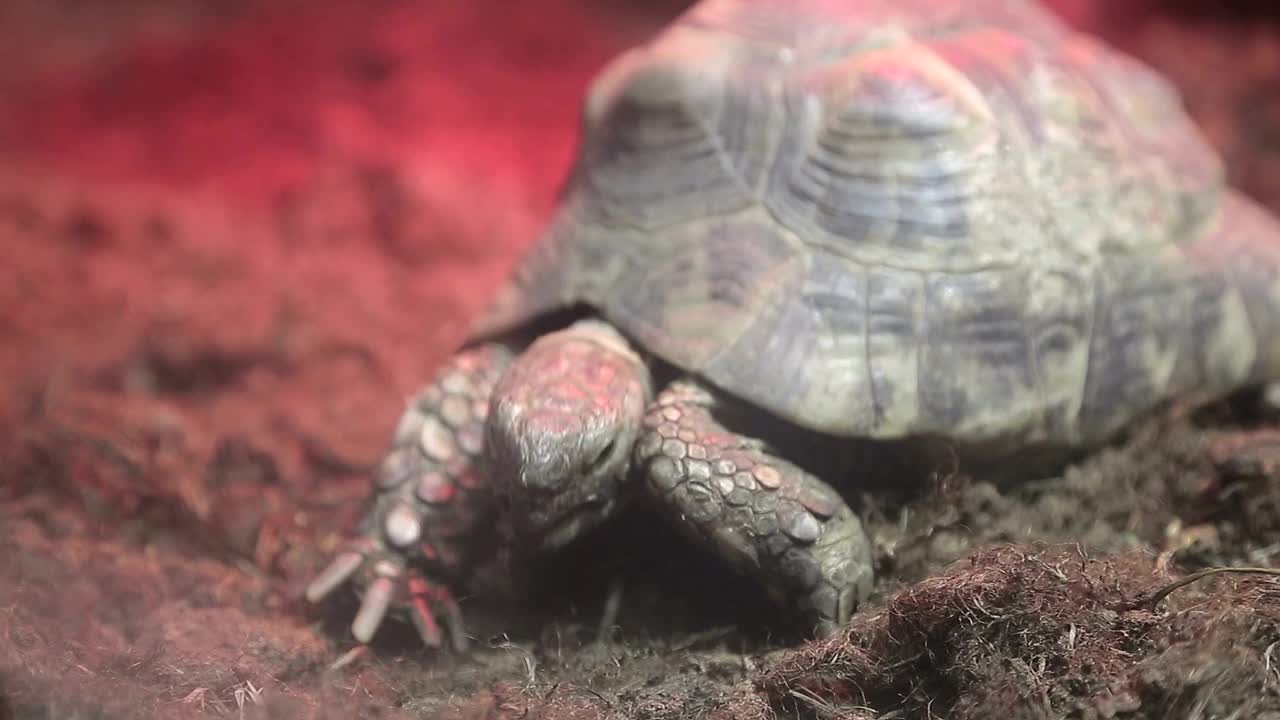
[352,576,396,643]
[408,576,469,652]
[408,591,444,648]
[305,551,364,603]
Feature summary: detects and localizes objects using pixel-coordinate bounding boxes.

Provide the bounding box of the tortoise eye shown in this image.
[589,439,618,473]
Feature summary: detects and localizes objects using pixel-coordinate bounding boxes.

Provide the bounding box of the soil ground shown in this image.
[4,2,1280,718]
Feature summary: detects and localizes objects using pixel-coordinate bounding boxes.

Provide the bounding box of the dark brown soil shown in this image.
[4,2,1280,719]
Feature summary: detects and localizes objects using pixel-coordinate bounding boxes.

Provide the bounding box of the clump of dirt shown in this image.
[755,545,1280,719]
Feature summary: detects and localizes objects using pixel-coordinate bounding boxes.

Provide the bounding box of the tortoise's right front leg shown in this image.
[306,344,512,651]
[635,380,874,636]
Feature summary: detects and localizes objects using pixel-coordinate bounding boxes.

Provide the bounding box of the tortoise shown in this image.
[306,0,1280,650]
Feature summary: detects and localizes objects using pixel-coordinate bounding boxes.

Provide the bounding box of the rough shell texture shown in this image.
[486,0,1280,447]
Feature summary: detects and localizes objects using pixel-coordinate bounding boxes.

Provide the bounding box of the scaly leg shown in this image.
[306,343,512,650]
[635,379,874,635]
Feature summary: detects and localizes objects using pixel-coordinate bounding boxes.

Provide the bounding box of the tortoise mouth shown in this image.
[527,497,615,551]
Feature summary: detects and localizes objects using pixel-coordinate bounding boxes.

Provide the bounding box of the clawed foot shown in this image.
[306,533,469,651]
[306,343,512,651]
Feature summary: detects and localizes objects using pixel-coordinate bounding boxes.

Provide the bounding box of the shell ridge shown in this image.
[1012,264,1045,441]
[862,263,881,430]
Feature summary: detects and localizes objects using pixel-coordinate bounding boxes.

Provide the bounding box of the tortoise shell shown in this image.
[480,0,1280,447]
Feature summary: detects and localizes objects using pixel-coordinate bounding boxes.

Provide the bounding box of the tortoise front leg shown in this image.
[635,379,874,635]
[306,343,512,650]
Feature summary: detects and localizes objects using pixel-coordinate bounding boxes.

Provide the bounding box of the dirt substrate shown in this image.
[4,1,1280,719]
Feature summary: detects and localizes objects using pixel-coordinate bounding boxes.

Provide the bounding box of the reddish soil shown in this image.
[3,2,1280,718]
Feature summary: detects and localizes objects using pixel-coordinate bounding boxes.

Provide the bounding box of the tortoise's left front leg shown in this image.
[306,344,512,650]
[635,379,874,635]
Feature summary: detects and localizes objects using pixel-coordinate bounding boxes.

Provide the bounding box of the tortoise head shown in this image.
[485,320,651,550]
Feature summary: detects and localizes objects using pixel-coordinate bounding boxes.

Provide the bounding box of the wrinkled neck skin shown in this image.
[485,318,653,552]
